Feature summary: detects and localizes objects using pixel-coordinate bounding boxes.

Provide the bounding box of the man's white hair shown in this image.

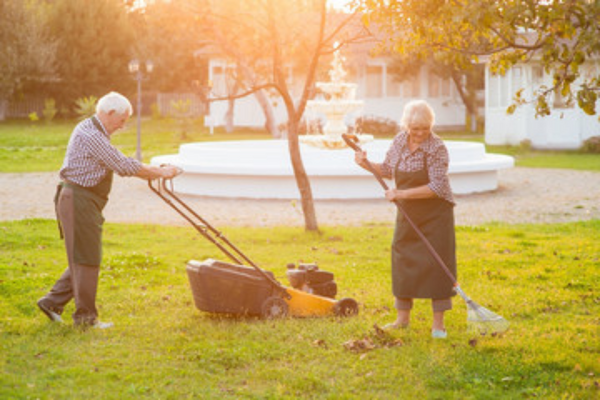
[96,91,133,116]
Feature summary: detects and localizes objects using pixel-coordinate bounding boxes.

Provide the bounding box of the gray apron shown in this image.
[55,171,113,266]
[54,116,114,266]
[391,155,456,299]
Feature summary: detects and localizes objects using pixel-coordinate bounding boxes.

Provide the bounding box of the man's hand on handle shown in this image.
[159,164,183,180]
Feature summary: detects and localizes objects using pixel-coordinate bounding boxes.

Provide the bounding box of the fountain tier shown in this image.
[151,140,514,199]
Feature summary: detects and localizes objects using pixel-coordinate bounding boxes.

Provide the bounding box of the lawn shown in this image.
[1,219,599,399]
[0,119,598,172]
[0,119,271,172]
[1,119,599,398]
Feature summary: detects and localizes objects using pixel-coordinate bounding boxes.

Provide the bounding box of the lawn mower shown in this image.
[148,178,358,319]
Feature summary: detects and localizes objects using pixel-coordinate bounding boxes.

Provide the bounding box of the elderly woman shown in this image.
[354,100,456,339]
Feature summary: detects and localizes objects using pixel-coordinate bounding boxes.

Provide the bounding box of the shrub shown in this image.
[42,98,57,123]
[354,115,400,135]
[581,136,600,153]
[519,139,532,152]
[74,96,98,120]
[151,102,162,119]
[279,118,323,135]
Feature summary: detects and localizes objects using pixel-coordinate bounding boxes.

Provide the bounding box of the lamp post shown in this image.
[128,59,154,161]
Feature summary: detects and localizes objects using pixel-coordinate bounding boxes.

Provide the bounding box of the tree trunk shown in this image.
[287,119,319,231]
[0,99,7,121]
[224,100,235,133]
[450,72,477,132]
[253,89,280,138]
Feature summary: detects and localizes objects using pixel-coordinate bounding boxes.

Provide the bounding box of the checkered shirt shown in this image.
[59,116,141,187]
[380,130,455,204]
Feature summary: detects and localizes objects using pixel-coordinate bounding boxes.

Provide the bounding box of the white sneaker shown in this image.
[92,321,114,329]
[37,299,63,323]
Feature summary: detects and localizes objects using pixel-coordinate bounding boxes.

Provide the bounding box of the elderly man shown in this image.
[37,91,182,329]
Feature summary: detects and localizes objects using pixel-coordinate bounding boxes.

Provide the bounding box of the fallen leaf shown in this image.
[386,338,404,348]
[343,337,375,353]
[373,323,387,338]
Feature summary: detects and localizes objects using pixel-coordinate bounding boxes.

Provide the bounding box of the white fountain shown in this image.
[300,48,373,149]
[151,50,514,199]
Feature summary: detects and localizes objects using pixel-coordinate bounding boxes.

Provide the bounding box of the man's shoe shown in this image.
[37,298,63,322]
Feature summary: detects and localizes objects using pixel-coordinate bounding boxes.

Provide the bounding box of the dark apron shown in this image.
[54,171,113,266]
[391,155,456,299]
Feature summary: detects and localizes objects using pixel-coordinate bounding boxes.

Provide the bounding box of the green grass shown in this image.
[0,119,271,172]
[1,219,599,399]
[437,132,600,172]
[484,145,600,171]
[1,120,598,172]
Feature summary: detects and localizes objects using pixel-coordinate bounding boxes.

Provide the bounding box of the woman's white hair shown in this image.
[96,91,133,116]
[400,100,435,129]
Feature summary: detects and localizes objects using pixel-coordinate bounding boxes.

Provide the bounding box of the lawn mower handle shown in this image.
[341,133,458,285]
[147,178,291,298]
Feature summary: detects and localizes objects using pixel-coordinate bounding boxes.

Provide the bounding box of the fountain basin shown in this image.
[151,139,514,199]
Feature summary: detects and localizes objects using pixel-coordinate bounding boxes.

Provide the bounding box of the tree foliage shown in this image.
[0,0,56,115]
[46,0,135,109]
[128,1,206,92]
[361,0,600,117]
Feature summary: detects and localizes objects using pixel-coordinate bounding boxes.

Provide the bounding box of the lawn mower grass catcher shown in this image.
[342,134,509,335]
[149,178,359,319]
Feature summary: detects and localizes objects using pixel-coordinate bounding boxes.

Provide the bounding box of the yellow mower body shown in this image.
[284,287,336,317]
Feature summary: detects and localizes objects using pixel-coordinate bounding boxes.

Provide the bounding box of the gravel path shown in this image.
[1,168,599,227]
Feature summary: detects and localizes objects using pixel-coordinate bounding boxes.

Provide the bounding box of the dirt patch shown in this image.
[1,167,598,226]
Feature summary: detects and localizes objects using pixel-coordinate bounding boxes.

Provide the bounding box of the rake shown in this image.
[342,134,509,335]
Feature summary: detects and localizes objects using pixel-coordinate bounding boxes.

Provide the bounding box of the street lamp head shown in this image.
[145,60,154,74]
[128,59,140,74]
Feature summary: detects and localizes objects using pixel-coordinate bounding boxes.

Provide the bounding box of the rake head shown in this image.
[465,299,510,335]
[455,286,510,335]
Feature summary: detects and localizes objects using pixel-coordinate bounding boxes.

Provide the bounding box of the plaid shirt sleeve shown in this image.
[380,133,404,179]
[85,131,141,177]
[426,141,454,203]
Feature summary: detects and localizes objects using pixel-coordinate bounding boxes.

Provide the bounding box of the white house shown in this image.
[206,54,467,132]
[485,61,600,149]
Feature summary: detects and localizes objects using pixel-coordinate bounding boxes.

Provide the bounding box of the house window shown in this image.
[428,71,440,97]
[553,87,574,109]
[366,66,383,98]
[441,77,451,97]
[385,70,402,97]
[404,78,420,97]
[532,65,543,87]
[211,66,226,97]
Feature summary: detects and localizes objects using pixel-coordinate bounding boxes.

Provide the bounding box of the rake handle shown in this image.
[342,134,458,286]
